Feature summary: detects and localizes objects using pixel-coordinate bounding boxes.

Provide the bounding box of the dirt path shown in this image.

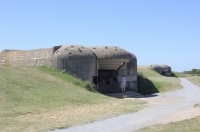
[51,78,200,132]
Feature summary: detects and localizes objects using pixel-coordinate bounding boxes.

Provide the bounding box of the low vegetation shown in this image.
[0,66,145,132]
[183,69,200,75]
[194,103,200,108]
[173,71,191,78]
[135,116,200,132]
[185,76,200,87]
[137,67,181,94]
[173,70,200,87]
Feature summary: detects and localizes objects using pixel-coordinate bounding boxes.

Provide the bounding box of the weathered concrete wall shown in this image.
[0,48,53,67]
[161,65,172,76]
[52,45,97,82]
[91,47,138,92]
[151,65,162,74]
[123,54,137,92]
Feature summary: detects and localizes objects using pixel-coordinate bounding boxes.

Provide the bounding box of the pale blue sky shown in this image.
[0,0,199,72]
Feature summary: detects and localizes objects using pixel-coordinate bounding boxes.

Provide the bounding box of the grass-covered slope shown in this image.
[173,72,200,87]
[137,67,181,94]
[185,76,200,86]
[0,66,145,132]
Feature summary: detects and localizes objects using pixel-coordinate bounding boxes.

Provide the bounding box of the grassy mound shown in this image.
[137,73,159,94]
[0,66,145,132]
[137,67,181,94]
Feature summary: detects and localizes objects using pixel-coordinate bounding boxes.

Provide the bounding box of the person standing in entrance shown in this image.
[121,75,126,94]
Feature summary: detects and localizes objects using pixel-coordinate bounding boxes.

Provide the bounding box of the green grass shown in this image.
[135,116,200,132]
[38,66,95,92]
[0,66,145,132]
[172,71,200,87]
[185,76,200,87]
[194,103,200,108]
[173,72,200,87]
[138,67,181,93]
[173,72,191,78]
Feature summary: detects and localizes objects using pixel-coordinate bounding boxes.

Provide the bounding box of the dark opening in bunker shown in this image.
[96,69,121,93]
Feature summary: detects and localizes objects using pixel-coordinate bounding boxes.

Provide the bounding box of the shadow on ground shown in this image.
[137,75,159,95]
[164,72,177,77]
[105,91,158,99]
[105,73,164,99]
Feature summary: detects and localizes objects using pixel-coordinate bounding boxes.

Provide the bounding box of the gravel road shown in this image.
[52,78,200,132]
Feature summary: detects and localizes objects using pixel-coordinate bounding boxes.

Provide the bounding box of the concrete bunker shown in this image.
[151,64,172,76]
[52,45,97,82]
[52,45,137,93]
[150,65,162,74]
[160,65,172,76]
[90,46,137,93]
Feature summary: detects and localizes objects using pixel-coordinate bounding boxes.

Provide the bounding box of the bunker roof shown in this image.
[160,65,171,69]
[89,46,136,60]
[151,65,162,68]
[54,45,96,58]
